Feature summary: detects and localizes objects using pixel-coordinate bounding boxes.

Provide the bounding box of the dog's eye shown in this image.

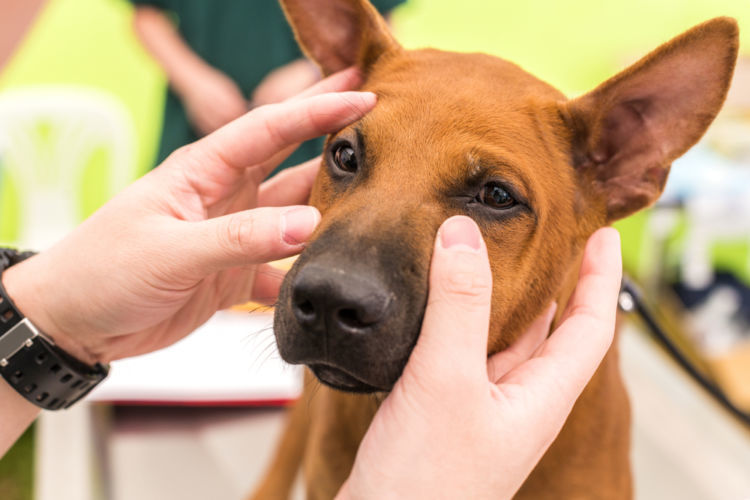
[333,144,358,173]
[478,183,516,209]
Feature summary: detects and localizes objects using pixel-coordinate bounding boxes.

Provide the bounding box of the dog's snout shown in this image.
[291,264,391,335]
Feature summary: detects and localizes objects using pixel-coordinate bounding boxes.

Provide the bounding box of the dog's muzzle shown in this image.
[273,226,429,393]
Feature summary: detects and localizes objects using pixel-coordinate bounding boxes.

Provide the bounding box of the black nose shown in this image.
[291,263,391,335]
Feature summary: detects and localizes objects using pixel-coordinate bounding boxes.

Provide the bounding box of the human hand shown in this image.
[179,66,249,136]
[339,217,622,499]
[2,68,373,366]
[251,58,321,107]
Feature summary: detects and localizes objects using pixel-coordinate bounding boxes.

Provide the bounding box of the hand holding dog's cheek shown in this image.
[340,225,622,500]
[340,216,497,499]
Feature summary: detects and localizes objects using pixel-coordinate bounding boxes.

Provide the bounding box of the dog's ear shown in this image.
[566,17,738,222]
[279,0,401,76]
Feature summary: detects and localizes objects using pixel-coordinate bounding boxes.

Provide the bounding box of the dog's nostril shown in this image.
[297,299,315,317]
[337,308,369,330]
[292,294,319,328]
[290,264,390,334]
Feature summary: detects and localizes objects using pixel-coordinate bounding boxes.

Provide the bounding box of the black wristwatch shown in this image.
[0,248,109,410]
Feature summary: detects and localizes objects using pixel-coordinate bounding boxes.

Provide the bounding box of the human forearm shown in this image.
[132,6,215,97]
[0,257,91,458]
[133,6,249,135]
[0,372,39,457]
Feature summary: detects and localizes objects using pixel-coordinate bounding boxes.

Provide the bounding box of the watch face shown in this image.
[0,318,38,365]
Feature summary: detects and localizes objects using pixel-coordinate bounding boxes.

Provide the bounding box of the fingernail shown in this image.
[440,216,482,251]
[357,91,377,107]
[282,207,320,245]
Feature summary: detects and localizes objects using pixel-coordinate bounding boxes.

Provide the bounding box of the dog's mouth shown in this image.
[309,363,386,393]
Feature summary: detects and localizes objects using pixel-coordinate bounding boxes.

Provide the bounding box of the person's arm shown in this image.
[132,6,247,135]
[0,68,372,457]
[0,374,39,456]
[251,58,321,108]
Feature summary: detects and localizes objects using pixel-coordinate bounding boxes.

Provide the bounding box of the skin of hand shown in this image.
[2,68,372,367]
[338,218,622,499]
[132,6,248,136]
[251,58,322,108]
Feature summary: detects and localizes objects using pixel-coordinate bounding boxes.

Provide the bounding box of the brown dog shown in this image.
[250,2,739,498]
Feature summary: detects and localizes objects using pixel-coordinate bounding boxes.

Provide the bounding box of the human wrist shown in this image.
[171,60,222,100]
[1,258,99,366]
[0,369,40,456]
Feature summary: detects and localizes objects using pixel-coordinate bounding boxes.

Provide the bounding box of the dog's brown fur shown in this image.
[251,2,739,498]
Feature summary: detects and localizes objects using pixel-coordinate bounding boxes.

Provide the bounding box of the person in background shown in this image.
[130,0,405,173]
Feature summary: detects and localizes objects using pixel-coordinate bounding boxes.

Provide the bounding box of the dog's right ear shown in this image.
[279,0,401,76]
[565,17,739,222]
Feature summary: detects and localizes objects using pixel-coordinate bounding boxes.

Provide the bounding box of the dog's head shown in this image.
[273,0,738,392]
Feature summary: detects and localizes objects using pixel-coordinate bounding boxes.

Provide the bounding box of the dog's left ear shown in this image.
[280,0,401,76]
[566,17,739,222]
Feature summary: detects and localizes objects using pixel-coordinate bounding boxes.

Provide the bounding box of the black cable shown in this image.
[618,275,750,427]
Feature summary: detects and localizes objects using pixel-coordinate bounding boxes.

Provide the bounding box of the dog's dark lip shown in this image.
[309,363,385,393]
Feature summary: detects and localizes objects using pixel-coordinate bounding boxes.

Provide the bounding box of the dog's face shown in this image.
[273,0,738,392]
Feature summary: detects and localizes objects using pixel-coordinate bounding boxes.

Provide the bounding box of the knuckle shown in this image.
[262,106,291,147]
[436,257,492,305]
[167,144,195,164]
[568,302,605,324]
[221,214,256,257]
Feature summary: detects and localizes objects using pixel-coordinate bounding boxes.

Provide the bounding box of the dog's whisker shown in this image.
[247,336,279,372]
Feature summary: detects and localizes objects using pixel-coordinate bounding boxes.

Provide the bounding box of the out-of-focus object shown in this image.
[0,0,46,72]
[634,58,750,416]
[88,310,301,406]
[0,86,134,248]
[619,277,750,425]
[232,256,297,312]
[705,56,750,162]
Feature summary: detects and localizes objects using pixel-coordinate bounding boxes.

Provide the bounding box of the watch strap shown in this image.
[0,319,109,410]
[0,249,109,410]
[0,248,37,269]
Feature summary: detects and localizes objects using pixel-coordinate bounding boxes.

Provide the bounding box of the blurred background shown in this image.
[1,0,749,499]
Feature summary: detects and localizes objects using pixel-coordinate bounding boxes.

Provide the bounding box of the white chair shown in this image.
[0,85,134,249]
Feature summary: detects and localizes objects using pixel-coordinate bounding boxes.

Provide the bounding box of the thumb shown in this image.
[184,205,320,275]
[406,216,492,389]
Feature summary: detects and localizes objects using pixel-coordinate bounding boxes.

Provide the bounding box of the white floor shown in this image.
[621,325,750,500]
[35,323,750,500]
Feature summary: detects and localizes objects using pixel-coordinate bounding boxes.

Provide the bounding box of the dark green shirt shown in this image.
[131,0,405,173]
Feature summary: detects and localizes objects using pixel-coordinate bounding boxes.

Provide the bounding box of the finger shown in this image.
[183,205,321,275]
[406,216,492,388]
[486,302,556,383]
[250,264,287,305]
[245,67,362,175]
[288,67,362,101]
[539,227,621,373]
[202,91,376,171]
[250,143,301,183]
[498,227,622,403]
[257,158,321,207]
[247,68,362,176]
